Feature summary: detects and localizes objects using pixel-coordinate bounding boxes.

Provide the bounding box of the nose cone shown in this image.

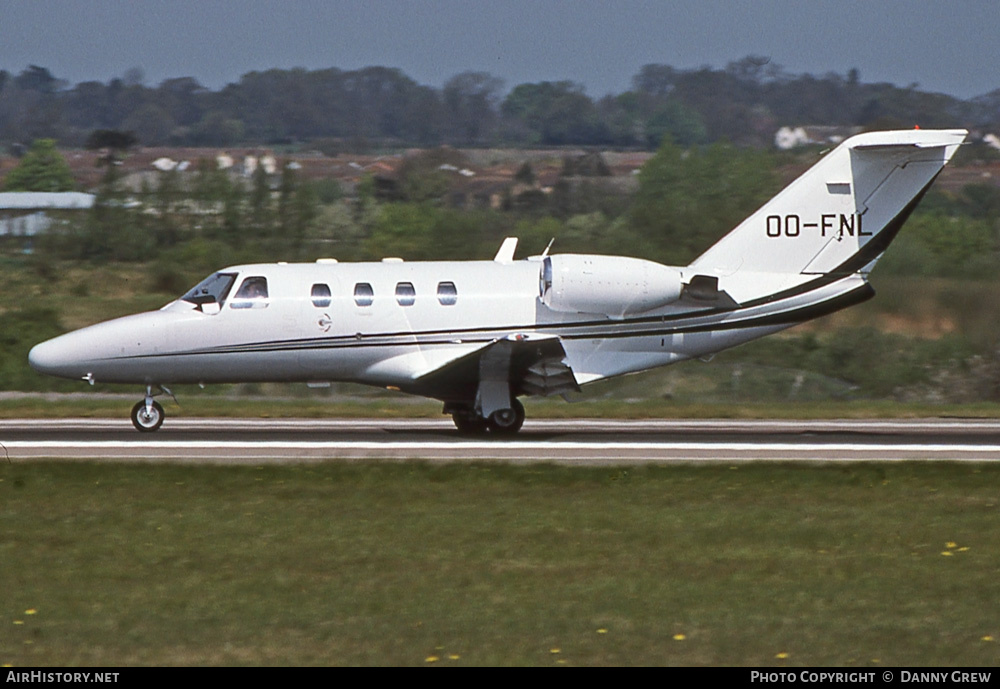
[29,335,87,379]
[29,310,182,384]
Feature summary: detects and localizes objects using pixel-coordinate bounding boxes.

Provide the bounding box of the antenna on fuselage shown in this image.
[493,237,518,263]
[540,238,555,258]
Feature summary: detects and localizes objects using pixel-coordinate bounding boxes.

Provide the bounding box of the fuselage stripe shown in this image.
[102,282,872,362]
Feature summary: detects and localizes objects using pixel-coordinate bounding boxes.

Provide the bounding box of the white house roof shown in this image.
[0,192,95,210]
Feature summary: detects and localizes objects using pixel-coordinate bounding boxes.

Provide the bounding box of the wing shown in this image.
[404,334,580,403]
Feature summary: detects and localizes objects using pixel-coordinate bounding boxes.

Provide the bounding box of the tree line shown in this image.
[12,133,994,287]
[2,58,999,151]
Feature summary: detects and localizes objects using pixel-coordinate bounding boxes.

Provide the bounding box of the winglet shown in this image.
[493,237,518,263]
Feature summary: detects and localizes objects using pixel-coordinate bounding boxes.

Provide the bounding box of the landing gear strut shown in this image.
[130,385,173,432]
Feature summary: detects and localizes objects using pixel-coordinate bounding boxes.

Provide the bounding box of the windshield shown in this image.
[182,272,237,307]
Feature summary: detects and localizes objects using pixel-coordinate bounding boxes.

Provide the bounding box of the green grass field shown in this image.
[2,461,998,666]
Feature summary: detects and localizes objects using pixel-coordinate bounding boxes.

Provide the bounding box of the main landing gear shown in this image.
[130,385,174,432]
[447,399,525,435]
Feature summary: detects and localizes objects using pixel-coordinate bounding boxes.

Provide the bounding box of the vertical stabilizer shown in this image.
[689,129,967,279]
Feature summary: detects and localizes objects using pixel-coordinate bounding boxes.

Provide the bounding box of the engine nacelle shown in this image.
[539,254,683,318]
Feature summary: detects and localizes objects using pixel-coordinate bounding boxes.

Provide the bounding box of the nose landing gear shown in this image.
[130,385,174,432]
[131,400,164,432]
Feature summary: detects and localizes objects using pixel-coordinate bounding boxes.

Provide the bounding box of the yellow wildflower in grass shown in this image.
[24,609,36,615]
[946,542,958,549]
[958,547,970,552]
[12,621,23,625]
[776,652,789,659]
[448,654,460,660]
[425,656,439,663]
[596,628,607,634]
[550,648,561,654]
[673,634,686,641]
[941,551,953,556]
[982,636,994,642]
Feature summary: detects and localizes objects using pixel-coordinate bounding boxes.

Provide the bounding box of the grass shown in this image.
[2,461,999,666]
[0,392,444,420]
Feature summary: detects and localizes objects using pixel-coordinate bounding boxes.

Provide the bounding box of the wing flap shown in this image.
[407,334,580,401]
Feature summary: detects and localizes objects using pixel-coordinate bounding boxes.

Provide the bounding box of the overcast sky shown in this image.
[2,0,998,99]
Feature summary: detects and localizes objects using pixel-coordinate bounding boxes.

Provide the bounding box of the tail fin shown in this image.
[689,129,967,279]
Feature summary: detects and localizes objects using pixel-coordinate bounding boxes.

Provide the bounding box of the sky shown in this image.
[1,0,998,99]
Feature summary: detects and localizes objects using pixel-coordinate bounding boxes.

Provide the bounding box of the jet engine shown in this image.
[539,254,683,318]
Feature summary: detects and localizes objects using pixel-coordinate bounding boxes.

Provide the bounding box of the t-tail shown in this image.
[686,129,967,305]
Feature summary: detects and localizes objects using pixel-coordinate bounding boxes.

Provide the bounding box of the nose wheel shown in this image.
[131,400,165,432]
[130,385,174,432]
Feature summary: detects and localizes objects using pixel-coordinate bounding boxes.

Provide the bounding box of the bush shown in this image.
[0,306,69,391]
[879,211,998,279]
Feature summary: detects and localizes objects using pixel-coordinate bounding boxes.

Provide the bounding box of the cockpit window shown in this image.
[183,272,237,309]
[230,276,269,309]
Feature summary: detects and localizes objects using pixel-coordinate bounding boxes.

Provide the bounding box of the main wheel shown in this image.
[487,399,525,434]
[131,400,165,433]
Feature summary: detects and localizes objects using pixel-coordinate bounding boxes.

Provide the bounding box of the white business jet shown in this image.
[29,129,967,432]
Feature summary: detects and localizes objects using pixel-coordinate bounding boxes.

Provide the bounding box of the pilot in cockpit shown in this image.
[245,279,267,299]
[232,276,269,308]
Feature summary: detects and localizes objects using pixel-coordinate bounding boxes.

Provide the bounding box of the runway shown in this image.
[3,417,1000,464]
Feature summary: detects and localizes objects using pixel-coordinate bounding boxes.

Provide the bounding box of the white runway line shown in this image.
[4,441,1000,451]
[5,440,1000,463]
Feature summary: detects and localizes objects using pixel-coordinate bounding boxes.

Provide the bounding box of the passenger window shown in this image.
[437,281,458,306]
[230,276,269,309]
[395,282,416,306]
[354,283,374,307]
[311,283,332,308]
